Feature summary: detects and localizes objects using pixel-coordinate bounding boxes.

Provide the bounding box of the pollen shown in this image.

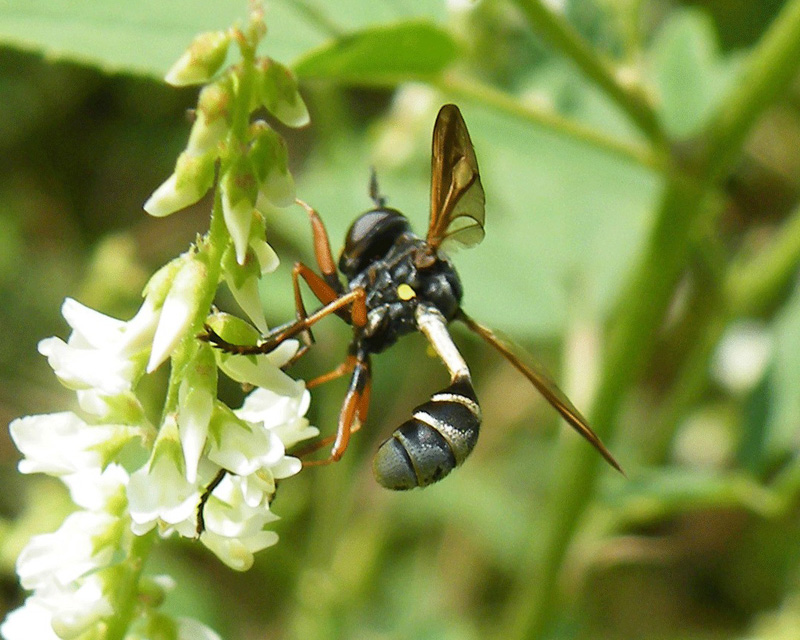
[397,284,416,300]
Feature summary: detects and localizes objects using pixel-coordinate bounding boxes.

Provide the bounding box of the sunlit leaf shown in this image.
[294,21,458,84]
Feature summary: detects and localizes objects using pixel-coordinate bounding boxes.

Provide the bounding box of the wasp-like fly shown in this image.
[202,104,622,495]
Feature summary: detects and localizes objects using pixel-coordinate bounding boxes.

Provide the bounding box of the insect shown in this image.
[202,104,622,495]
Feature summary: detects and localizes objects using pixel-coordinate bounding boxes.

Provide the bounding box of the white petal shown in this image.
[1,598,61,640]
[60,298,125,347]
[178,384,213,483]
[147,259,205,372]
[10,413,120,476]
[17,511,118,590]
[251,238,279,275]
[222,189,254,266]
[62,464,129,511]
[220,354,303,398]
[225,272,267,334]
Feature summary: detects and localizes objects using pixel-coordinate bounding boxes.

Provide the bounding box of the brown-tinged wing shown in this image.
[457,311,624,474]
[427,104,486,251]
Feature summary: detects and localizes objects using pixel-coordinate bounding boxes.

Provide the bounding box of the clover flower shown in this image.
[5,8,314,639]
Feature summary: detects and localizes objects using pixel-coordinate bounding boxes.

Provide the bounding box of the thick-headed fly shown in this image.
[202,104,622,495]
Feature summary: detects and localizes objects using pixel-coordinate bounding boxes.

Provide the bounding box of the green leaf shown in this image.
[648,8,742,138]
[763,285,800,461]
[608,468,783,522]
[0,1,448,78]
[293,21,458,84]
[0,0,246,77]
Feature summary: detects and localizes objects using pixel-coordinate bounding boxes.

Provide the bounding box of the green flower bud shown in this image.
[249,121,295,208]
[254,58,310,128]
[144,149,217,217]
[165,30,231,87]
[220,159,258,265]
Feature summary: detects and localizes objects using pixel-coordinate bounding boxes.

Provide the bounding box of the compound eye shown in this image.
[339,208,411,278]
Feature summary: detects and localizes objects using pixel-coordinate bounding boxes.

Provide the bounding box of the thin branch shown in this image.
[509,0,666,147]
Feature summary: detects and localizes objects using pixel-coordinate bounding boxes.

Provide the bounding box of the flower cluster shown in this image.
[4,8,315,639]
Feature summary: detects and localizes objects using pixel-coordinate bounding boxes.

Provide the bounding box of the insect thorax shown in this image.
[347,234,463,353]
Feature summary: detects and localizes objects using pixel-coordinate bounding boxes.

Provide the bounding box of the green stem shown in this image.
[704,0,800,181]
[726,202,800,316]
[104,531,156,640]
[641,200,800,465]
[509,0,665,146]
[438,74,667,172]
[508,0,800,635]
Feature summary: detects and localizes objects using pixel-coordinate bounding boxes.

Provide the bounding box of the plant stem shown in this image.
[643,200,800,463]
[704,0,800,181]
[439,74,667,172]
[104,531,156,640]
[509,0,665,146]
[726,202,800,316]
[507,0,800,635]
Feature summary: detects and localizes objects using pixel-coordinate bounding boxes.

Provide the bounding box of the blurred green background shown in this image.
[2,1,800,639]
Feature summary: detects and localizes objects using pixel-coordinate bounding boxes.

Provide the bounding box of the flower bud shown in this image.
[165,30,231,87]
[178,348,217,482]
[220,159,258,265]
[203,310,262,349]
[254,58,309,128]
[186,79,233,156]
[148,256,207,373]
[249,121,295,208]
[144,149,217,217]
[222,242,267,333]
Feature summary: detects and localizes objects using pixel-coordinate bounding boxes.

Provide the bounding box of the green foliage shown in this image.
[3,1,800,639]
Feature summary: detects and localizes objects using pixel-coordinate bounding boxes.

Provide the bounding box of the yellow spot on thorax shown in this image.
[397,283,416,300]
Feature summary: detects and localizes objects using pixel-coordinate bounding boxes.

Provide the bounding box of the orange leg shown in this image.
[296,199,344,294]
[290,261,342,348]
[201,287,367,355]
[307,354,357,389]
[302,350,371,466]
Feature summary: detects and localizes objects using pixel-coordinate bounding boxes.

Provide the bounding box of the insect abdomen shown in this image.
[372,377,481,490]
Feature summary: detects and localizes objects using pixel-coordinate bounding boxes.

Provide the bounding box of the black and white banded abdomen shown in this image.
[372,376,481,489]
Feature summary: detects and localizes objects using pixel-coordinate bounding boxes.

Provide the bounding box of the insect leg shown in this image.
[195,467,227,536]
[302,349,371,466]
[290,261,343,349]
[307,354,357,389]
[201,287,367,355]
[295,199,344,294]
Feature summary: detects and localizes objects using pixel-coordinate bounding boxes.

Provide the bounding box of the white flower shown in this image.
[61,463,129,512]
[38,296,160,400]
[177,366,215,484]
[1,597,61,640]
[220,168,256,266]
[16,510,122,591]
[10,412,138,476]
[199,473,280,570]
[225,271,268,334]
[218,340,304,399]
[40,573,114,638]
[127,417,199,538]
[207,411,285,477]
[237,386,317,450]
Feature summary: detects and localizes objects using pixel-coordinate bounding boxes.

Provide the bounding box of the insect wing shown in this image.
[458,312,623,474]
[427,104,486,251]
